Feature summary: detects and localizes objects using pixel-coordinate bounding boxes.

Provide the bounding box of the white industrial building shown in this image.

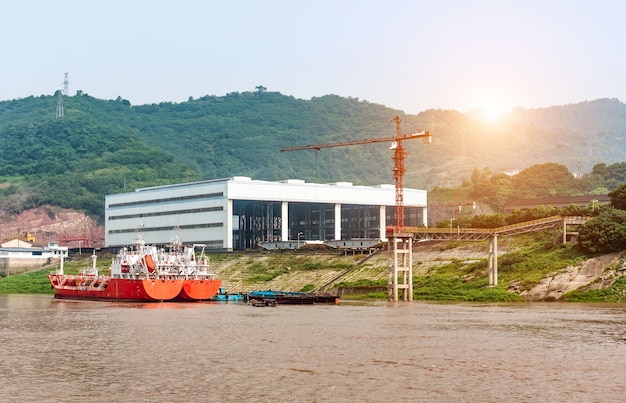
[0,242,68,276]
[105,176,428,251]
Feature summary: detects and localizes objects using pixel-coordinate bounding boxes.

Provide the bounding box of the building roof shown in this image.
[1,239,33,248]
[110,176,427,207]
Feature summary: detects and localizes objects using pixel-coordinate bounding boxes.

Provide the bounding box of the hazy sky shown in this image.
[2,0,624,114]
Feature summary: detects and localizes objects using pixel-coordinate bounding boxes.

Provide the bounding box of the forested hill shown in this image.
[0,90,625,219]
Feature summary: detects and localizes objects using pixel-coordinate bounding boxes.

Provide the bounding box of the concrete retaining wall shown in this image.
[0,257,52,276]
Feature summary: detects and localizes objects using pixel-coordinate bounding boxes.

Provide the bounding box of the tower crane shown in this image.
[280,116,431,229]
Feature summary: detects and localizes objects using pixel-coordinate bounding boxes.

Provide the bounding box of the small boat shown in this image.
[210,287,247,302]
[248,298,277,307]
[247,289,340,305]
[48,236,220,302]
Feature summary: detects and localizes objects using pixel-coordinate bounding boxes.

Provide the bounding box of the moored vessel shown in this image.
[210,287,247,302]
[48,236,220,302]
[247,289,340,305]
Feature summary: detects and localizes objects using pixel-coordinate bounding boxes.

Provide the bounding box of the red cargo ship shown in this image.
[48,236,220,302]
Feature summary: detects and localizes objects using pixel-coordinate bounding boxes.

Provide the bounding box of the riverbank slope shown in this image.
[207,236,626,302]
[2,235,625,302]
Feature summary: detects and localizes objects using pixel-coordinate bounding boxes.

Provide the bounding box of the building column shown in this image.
[422,206,428,227]
[334,203,341,240]
[226,199,233,251]
[281,201,289,241]
[379,205,387,241]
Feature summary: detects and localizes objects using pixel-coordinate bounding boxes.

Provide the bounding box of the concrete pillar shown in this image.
[403,236,413,301]
[387,234,413,302]
[334,203,341,240]
[422,206,428,227]
[379,206,387,241]
[488,235,494,286]
[387,237,393,301]
[493,234,498,286]
[226,199,233,251]
[392,237,398,301]
[281,201,289,241]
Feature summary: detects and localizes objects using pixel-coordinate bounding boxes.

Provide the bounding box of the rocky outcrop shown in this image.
[0,206,104,247]
[517,252,625,301]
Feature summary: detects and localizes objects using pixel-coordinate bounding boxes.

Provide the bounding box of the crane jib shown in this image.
[280,116,431,229]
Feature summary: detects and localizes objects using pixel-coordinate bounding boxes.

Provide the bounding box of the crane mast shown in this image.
[280,116,431,229]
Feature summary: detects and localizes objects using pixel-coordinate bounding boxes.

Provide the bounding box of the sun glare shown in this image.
[482,106,506,122]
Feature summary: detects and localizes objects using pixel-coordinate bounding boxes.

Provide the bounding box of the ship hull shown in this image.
[48,274,189,302]
[175,279,222,301]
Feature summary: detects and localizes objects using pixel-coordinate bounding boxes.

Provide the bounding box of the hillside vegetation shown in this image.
[1,92,625,222]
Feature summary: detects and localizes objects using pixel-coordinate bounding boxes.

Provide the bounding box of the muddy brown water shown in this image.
[1,295,625,402]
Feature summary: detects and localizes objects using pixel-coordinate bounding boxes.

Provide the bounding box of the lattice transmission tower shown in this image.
[56,72,69,118]
[56,90,64,118]
[63,72,69,95]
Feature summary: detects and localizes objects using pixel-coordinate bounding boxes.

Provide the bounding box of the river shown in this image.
[1,294,625,402]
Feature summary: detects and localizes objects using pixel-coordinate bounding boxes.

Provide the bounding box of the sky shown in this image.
[1,0,625,115]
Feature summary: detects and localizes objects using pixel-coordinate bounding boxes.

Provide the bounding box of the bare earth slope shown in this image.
[520,252,626,301]
[0,206,104,247]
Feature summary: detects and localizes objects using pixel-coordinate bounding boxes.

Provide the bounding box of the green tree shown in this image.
[506,205,559,224]
[608,183,626,210]
[577,209,626,254]
[470,167,492,200]
[488,173,514,210]
[469,213,506,228]
[512,163,578,198]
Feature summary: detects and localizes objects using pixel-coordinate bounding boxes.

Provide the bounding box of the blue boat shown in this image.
[211,287,246,302]
[247,289,339,305]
